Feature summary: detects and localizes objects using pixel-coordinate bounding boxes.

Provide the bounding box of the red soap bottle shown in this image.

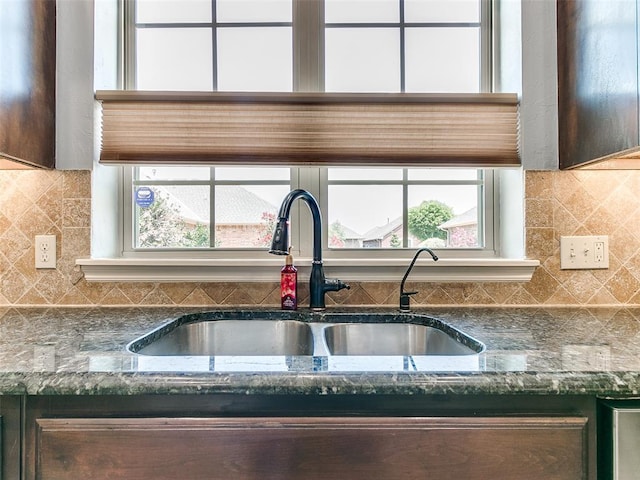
[281,248,297,310]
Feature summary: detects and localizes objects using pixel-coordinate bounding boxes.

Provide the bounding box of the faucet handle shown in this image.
[326,278,350,292]
[399,291,418,312]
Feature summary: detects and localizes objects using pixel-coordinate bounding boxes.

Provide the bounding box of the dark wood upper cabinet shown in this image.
[557,0,640,169]
[0,0,56,169]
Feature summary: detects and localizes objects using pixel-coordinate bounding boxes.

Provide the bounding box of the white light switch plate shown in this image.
[560,235,609,270]
[35,235,56,269]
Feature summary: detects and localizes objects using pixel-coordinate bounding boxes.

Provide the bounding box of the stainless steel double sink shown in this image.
[127,311,484,357]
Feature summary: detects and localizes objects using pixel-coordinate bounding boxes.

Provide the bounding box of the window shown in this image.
[121,0,496,259]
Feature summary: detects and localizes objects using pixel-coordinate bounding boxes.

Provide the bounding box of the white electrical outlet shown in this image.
[560,235,609,269]
[35,235,56,269]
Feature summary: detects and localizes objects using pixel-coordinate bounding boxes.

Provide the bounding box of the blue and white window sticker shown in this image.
[135,186,155,208]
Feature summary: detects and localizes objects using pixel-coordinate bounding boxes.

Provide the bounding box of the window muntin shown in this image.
[324,0,481,93]
[129,167,290,250]
[123,0,494,256]
[326,168,484,249]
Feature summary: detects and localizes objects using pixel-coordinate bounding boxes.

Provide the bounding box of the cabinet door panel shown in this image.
[36,416,586,480]
[0,0,56,169]
[557,0,639,169]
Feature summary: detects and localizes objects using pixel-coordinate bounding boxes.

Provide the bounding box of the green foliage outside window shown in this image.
[407,200,453,242]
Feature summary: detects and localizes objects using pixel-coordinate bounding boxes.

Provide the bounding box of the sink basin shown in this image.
[323,323,479,356]
[127,311,484,358]
[130,320,314,356]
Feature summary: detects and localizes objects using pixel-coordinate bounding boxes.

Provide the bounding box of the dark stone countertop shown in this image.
[2,305,640,397]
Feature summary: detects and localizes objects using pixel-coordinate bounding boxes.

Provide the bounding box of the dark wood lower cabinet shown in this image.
[0,397,22,480]
[22,395,595,480]
[34,416,586,480]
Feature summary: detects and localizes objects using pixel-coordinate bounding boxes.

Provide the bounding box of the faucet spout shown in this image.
[399,248,438,312]
[269,189,349,310]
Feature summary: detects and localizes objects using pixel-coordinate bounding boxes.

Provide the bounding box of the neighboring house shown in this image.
[362,217,420,248]
[159,185,278,247]
[438,207,478,248]
[329,223,363,248]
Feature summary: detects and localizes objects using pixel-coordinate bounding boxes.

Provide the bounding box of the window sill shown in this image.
[76,257,539,283]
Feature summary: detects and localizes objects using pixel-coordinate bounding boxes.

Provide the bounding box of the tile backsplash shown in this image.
[1,169,639,307]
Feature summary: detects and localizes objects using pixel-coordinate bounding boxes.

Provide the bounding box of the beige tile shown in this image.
[525,171,553,199]
[551,203,580,238]
[61,227,90,258]
[201,283,237,304]
[525,199,554,228]
[587,287,619,305]
[76,280,115,304]
[34,271,69,303]
[562,272,602,304]
[563,188,598,224]
[503,286,538,305]
[0,226,31,264]
[1,267,32,303]
[523,266,560,303]
[14,170,61,202]
[15,204,56,240]
[360,282,398,305]
[63,171,91,199]
[462,286,496,305]
[3,169,640,307]
[220,287,258,306]
[480,283,522,304]
[610,226,640,265]
[525,228,554,260]
[140,288,175,305]
[605,267,640,303]
[180,288,215,306]
[583,207,619,238]
[16,287,49,305]
[415,286,455,305]
[573,171,620,202]
[159,283,198,304]
[57,286,92,306]
[0,187,31,220]
[339,284,375,306]
[63,198,91,228]
[544,286,579,305]
[119,283,156,304]
[100,287,134,306]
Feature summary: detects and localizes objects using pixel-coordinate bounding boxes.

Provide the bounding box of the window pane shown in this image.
[135,186,210,248]
[217,27,292,91]
[136,0,212,23]
[328,185,402,248]
[325,0,399,23]
[328,168,402,181]
[215,167,290,181]
[408,168,479,181]
[217,0,292,22]
[136,28,213,90]
[408,185,479,248]
[405,27,480,93]
[214,185,285,248]
[325,28,400,92]
[138,166,210,181]
[242,185,291,213]
[404,0,480,23]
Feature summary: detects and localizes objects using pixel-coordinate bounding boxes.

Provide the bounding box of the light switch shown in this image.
[560,235,609,269]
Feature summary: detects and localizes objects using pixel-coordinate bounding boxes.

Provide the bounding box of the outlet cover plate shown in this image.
[560,235,609,270]
[35,234,56,269]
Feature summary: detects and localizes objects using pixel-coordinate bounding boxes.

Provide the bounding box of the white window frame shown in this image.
[78,0,538,283]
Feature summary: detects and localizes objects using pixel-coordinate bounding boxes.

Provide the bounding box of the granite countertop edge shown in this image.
[2,305,640,397]
[3,371,640,398]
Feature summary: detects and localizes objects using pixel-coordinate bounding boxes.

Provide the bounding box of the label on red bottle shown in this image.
[281,272,297,310]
